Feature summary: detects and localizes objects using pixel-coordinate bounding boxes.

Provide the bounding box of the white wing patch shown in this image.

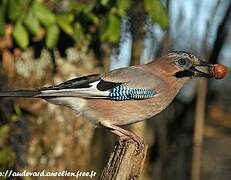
[37,80,110,98]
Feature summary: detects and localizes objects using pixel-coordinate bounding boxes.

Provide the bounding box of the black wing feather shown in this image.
[96,80,122,91]
[40,74,101,90]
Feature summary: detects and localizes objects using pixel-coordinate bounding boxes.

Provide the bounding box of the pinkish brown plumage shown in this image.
[0,51,228,150]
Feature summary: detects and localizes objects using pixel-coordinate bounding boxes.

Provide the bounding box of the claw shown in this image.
[129,135,144,155]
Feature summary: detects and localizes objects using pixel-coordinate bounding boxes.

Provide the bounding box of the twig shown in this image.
[101,139,148,180]
[191,79,207,180]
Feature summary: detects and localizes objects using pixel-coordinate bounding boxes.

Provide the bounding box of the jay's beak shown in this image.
[175,60,213,78]
[190,60,213,78]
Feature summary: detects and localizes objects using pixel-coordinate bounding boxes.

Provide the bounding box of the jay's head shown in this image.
[155,51,214,79]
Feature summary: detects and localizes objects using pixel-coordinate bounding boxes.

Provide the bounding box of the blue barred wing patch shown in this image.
[109,84,156,100]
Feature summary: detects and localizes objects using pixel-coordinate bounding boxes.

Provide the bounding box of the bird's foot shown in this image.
[118,134,144,155]
[107,124,144,155]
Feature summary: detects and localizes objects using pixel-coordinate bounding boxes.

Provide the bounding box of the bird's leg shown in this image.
[106,124,144,154]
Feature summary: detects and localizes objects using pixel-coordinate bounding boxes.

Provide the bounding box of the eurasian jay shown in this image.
[0,51,227,149]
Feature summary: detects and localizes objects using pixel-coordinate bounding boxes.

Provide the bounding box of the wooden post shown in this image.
[101,139,148,180]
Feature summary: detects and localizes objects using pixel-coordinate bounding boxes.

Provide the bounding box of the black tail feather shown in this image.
[0,90,41,97]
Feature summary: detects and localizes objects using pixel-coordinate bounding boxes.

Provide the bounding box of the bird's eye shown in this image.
[177,58,187,66]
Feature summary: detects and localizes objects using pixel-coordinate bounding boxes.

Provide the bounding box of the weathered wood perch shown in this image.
[101,139,148,180]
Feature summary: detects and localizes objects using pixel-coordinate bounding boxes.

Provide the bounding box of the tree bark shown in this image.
[129,0,145,65]
[209,1,231,64]
[101,139,148,180]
